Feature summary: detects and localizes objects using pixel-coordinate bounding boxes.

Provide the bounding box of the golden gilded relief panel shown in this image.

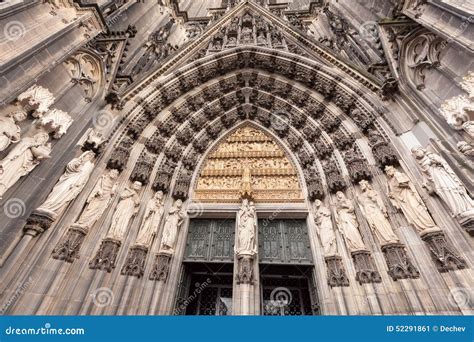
[194,125,303,203]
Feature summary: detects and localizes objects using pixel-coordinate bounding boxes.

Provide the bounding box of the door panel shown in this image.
[185,219,235,262]
[258,219,312,264]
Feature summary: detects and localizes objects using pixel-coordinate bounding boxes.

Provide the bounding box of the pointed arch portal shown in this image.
[1,0,471,319]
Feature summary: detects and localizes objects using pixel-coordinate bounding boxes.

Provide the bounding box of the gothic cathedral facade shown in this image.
[0,0,473,315]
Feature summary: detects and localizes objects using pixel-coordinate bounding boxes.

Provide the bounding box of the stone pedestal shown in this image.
[457,216,474,236]
[421,231,467,273]
[23,209,56,237]
[89,238,122,272]
[381,243,420,280]
[325,256,349,287]
[121,245,149,278]
[236,253,254,285]
[351,250,381,284]
[51,224,88,262]
[236,252,256,315]
[149,251,172,282]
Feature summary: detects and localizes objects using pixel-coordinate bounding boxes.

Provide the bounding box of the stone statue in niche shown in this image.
[36,151,95,217]
[357,180,400,246]
[51,169,119,263]
[74,169,119,229]
[314,199,337,257]
[385,166,441,235]
[159,199,186,254]
[106,181,142,241]
[335,191,366,252]
[411,146,474,218]
[0,111,27,151]
[135,191,165,247]
[0,131,51,199]
[236,199,257,255]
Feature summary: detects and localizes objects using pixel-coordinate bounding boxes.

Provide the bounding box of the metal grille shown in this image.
[185,274,233,316]
[261,276,314,316]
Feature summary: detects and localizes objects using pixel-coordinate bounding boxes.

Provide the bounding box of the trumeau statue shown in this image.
[314,199,337,257]
[412,146,474,218]
[335,191,367,252]
[357,180,400,246]
[0,131,51,199]
[106,181,142,241]
[0,111,27,151]
[236,198,257,255]
[385,166,441,235]
[160,199,186,253]
[74,169,119,230]
[37,151,96,217]
[135,191,165,247]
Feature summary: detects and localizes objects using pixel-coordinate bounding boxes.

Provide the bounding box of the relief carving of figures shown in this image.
[106,181,142,241]
[0,111,27,152]
[135,191,165,247]
[335,191,366,252]
[159,199,186,254]
[16,84,55,118]
[74,169,119,229]
[314,200,337,257]
[0,132,51,199]
[439,95,474,137]
[357,180,400,246]
[385,166,441,235]
[236,199,257,255]
[412,146,474,218]
[37,151,96,217]
[37,109,73,139]
[257,32,267,46]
